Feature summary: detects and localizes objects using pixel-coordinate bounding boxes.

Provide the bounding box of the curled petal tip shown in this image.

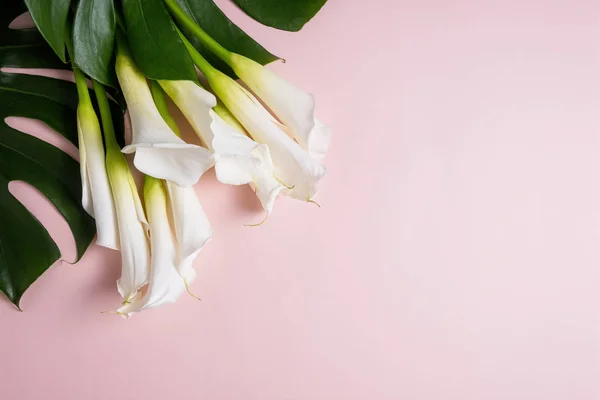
[307,198,322,208]
[244,213,269,227]
[101,310,129,319]
[184,280,201,302]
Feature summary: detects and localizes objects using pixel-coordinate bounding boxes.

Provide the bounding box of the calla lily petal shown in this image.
[247,144,285,214]
[77,103,119,249]
[117,178,212,317]
[159,80,259,183]
[307,119,331,163]
[160,79,285,210]
[210,110,262,185]
[106,149,150,301]
[165,181,212,282]
[228,54,331,161]
[116,45,214,186]
[117,178,185,316]
[207,70,326,201]
[129,146,214,187]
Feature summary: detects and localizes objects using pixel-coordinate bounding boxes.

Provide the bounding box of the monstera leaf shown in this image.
[122,0,198,81]
[73,0,117,86]
[23,0,72,62]
[0,73,95,308]
[0,1,120,308]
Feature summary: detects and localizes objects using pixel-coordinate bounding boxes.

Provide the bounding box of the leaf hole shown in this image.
[2,67,76,83]
[8,12,34,30]
[5,116,79,161]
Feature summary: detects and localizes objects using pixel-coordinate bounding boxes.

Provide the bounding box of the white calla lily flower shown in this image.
[205,68,326,201]
[163,1,330,163]
[76,100,119,250]
[115,40,214,187]
[159,79,285,214]
[117,177,211,317]
[105,148,150,302]
[245,143,286,214]
[166,181,212,281]
[228,54,331,162]
[92,81,150,303]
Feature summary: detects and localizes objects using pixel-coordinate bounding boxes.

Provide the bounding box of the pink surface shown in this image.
[2,0,600,399]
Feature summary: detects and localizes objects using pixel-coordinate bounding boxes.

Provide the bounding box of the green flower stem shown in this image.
[92,81,120,152]
[176,29,247,133]
[115,28,133,61]
[73,68,92,105]
[163,0,231,63]
[175,27,218,79]
[150,80,181,137]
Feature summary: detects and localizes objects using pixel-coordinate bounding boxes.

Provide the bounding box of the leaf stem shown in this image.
[163,0,231,63]
[72,67,92,105]
[150,81,181,137]
[92,81,120,151]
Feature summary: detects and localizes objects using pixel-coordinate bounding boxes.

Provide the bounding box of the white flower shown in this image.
[228,54,331,162]
[159,79,285,213]
[115,43,214,187]
[165,181,212,282]
[76,102,119,249]
[117,177,211,317]
[105,146,150,302]
[205,69,326,202]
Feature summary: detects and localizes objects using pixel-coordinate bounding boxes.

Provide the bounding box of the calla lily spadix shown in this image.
[159,79,285,214]
[93,82,150,302]
[117,177,211,317]
[115,36,214,187]
[74,70,119,250]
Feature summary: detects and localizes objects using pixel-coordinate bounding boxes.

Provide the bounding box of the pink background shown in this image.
[2,0,600,399]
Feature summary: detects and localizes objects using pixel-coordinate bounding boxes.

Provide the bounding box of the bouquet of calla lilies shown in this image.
[0,0,329,315]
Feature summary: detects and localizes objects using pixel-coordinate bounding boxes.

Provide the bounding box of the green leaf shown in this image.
[174,0,278,78]
[23,0,72,62]
[232,0,327,32]
[73,0,117,86]
[0,72,97,307]
[0,1,123,307]
[122,0,197,81]
[0,2,69,69]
